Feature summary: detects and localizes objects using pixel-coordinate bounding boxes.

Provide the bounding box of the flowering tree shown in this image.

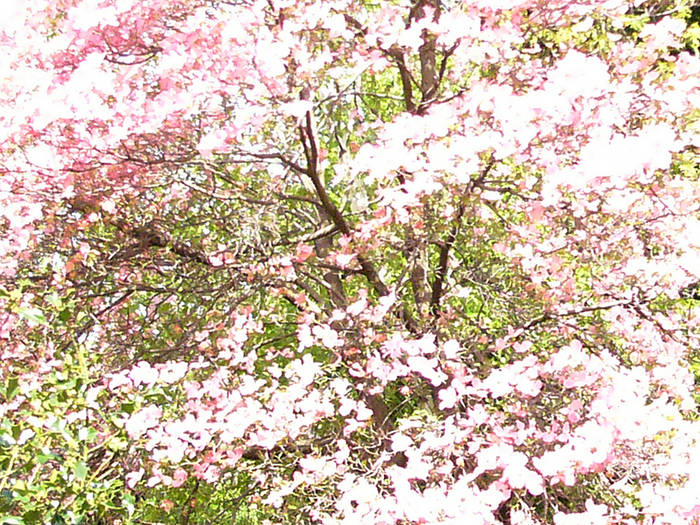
[1,0,699,523]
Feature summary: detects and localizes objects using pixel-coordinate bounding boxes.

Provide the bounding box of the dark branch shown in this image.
[429,204,465,316]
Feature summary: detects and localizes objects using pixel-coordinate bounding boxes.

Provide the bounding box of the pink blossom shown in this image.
[158,361,188,383]
[406,355,447,386]
[294,243,314,262]
[171,468,188,488]
[125,468,144,489]
[438,386,459,410]
[125,405,162,439]
[129,361,158,387]
[312,324,342,348]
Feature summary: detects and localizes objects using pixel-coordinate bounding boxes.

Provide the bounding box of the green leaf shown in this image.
[0,516,25,525]
[74,462,88,481]
[21,511,41,524]
[17,308,47,326]
[58,309,72,323]
[106,438,128,452]
[122,493,135,516]
[37,453,61,465]
[4,378,18,402]
[46,293,62,309]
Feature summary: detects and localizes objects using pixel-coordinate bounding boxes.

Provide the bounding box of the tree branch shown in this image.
[429,204,465,316]
[387,47,417,113]
[298,105,390,299]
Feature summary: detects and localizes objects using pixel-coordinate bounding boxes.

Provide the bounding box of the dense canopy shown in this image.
[0,0,699,524]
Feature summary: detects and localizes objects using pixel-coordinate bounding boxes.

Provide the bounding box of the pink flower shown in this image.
[172,468,188,488]
[639,17,686,51]
[438,386,459,410]
[129,361,158,387]
[312,324,342,348]
[335,253,355,267]
[107,372,131,390]
[391,433,413,452]
[294,243,314,262]
[406,355,447,386]
[158,361,188,383]
[125,405,162,438]
[125,468,144,489]
[297,324,313,350]
[502,455,544,495]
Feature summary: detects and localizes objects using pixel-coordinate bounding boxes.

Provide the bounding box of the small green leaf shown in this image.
[58,309,72,323]
[37,453,61,464]
[123,493,136,516]
[17,308,47,326]
[21,511,40,523]
[106,438,128,451]
[5,378,19,401]
[74,461,88,481]
[46,293,62,309]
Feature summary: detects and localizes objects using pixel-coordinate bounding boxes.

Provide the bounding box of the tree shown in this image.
[0,0,698,523]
